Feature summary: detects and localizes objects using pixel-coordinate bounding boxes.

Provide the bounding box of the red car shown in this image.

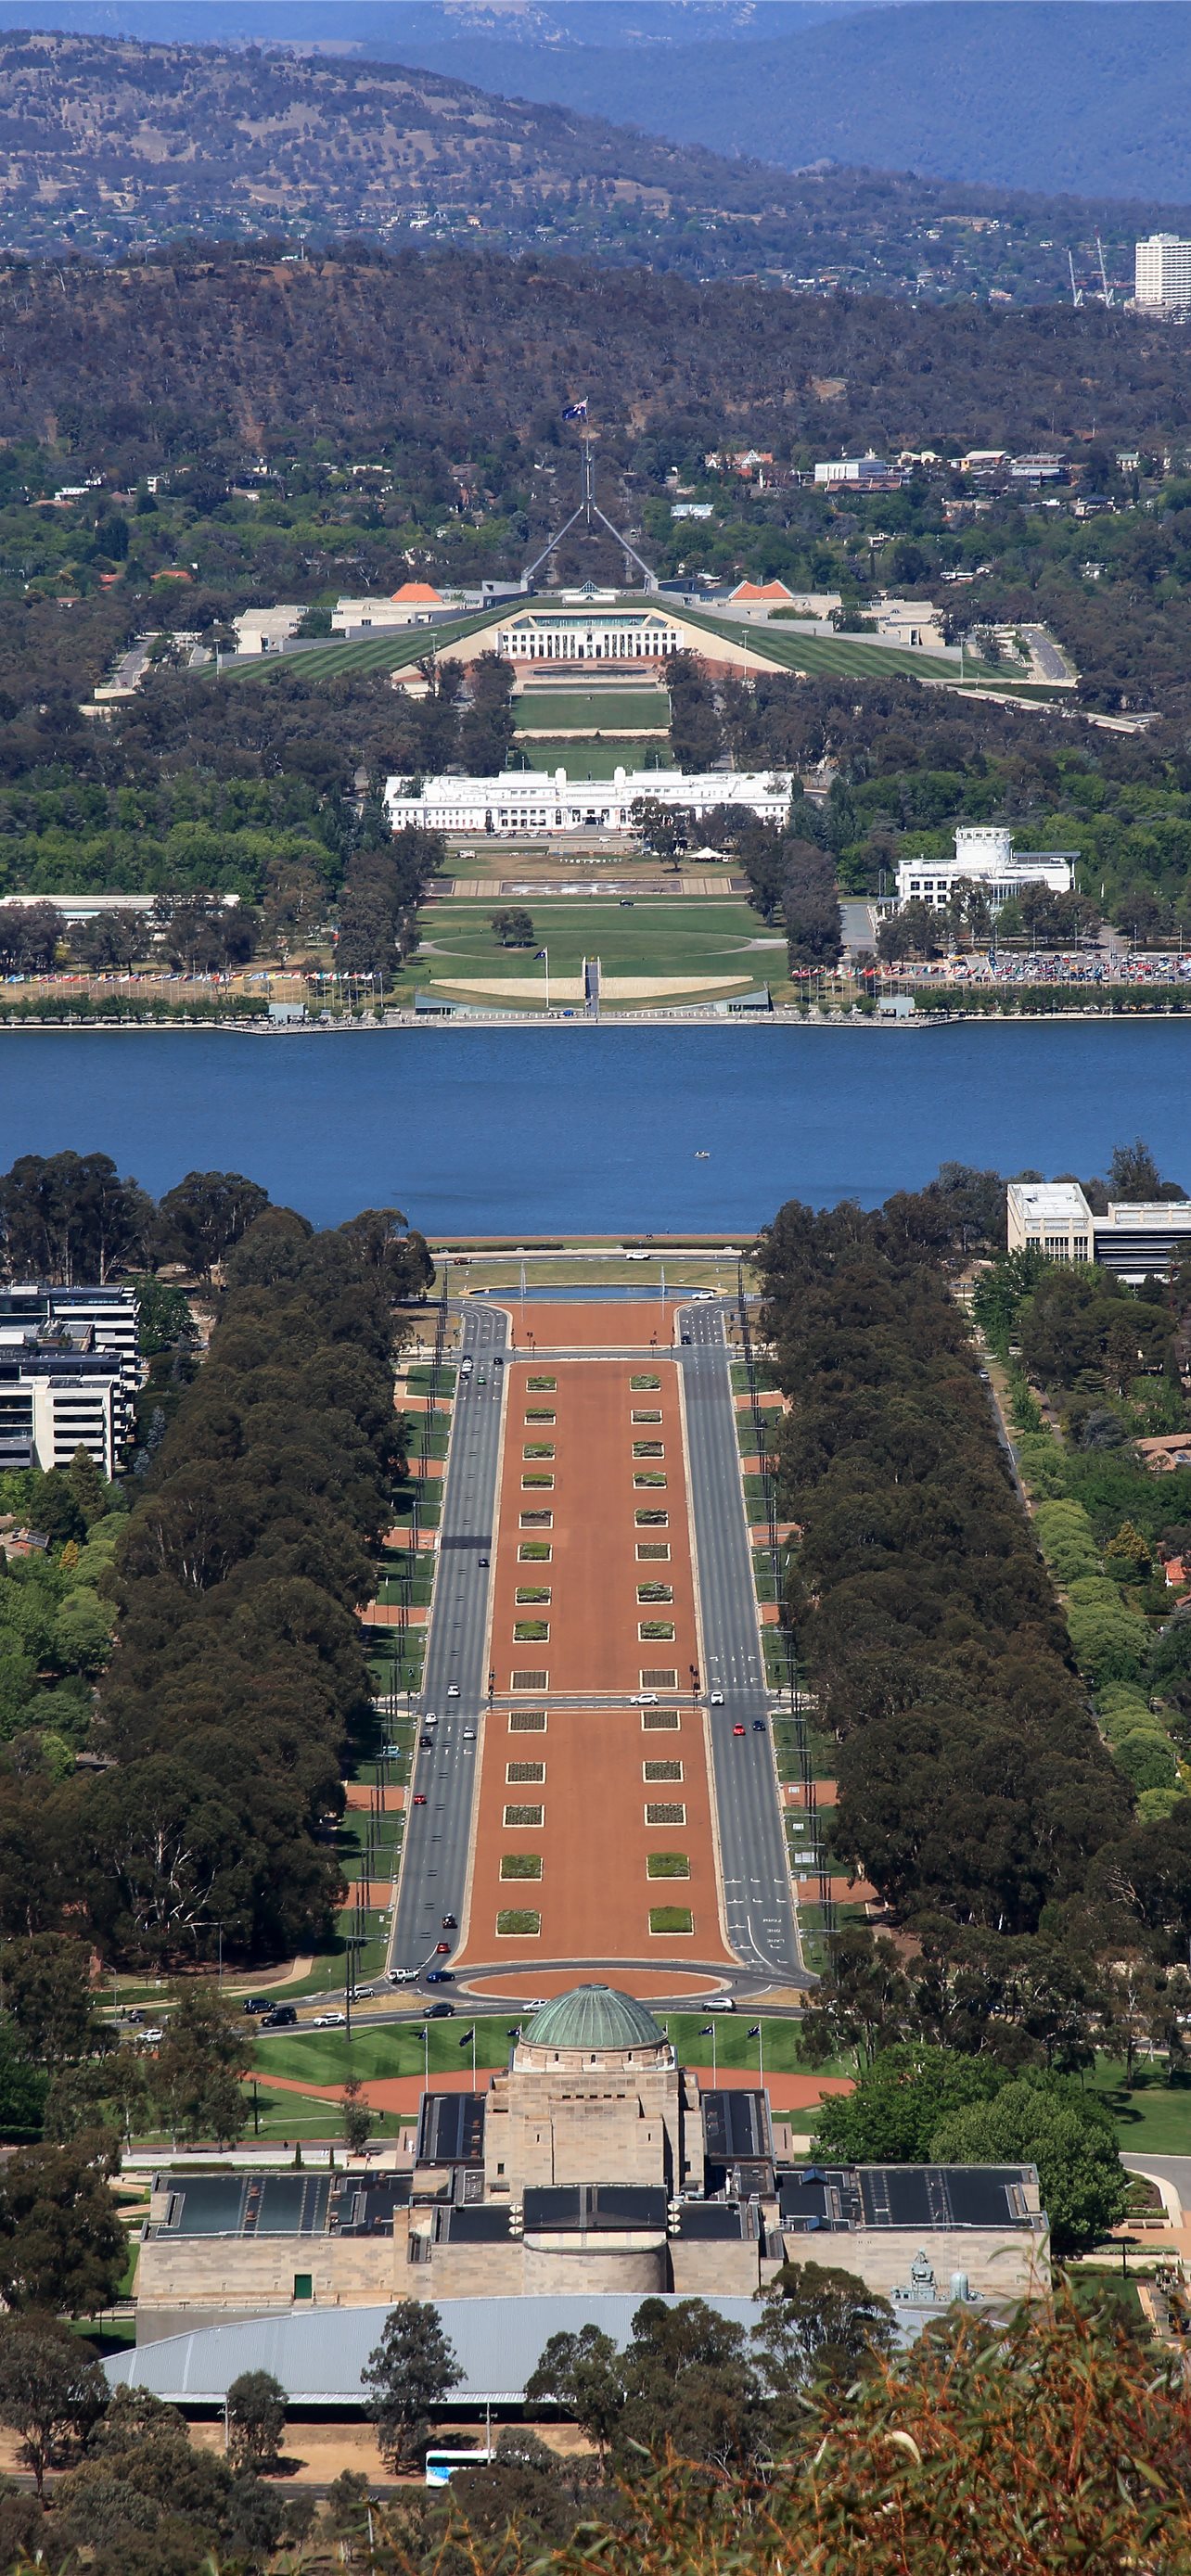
[435,1940,451,1954]
[413,1792,428,1806]
[732,1723,746,1737]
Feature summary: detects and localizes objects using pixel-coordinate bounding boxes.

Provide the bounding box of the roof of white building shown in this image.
[1007,1181,1092,1223]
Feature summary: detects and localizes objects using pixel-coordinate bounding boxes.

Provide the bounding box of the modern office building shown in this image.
[1007,1182,1191,1276]
[132,1984,1049,2344]
[0,1282,139,1473]
[894,825,1075,914]
[1134,235,1191,309]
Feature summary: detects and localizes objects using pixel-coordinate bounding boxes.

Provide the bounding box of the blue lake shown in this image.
[0,1022,1188,1231]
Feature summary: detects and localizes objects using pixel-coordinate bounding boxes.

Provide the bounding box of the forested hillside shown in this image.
[0,27,1186,300]
[1,247,1185,464]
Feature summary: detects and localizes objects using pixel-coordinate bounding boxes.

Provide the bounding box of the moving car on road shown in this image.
[733,1723,747,1736]
[428,2002,455,2018]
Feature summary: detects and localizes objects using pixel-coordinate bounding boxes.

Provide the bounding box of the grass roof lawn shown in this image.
[674,603,1030,693]
[218,610,499,683]
[403,896,781,1001]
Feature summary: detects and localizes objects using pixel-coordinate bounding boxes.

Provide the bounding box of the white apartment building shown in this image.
[1134,235,1191,309]
[1007,1182,1191,1277]
[385,763,793,837]
[894,825,1075,913]
[0,1283,140,1475]
[0,1346,125,1476]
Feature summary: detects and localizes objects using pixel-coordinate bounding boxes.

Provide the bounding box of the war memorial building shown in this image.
[134,1987,1050,2343]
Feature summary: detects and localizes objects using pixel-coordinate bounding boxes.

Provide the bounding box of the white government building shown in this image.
[384,764,794,837]
[894,825,1075,913]
[1007,1181,1191,1277]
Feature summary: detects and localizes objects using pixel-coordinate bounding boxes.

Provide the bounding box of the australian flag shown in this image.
[562,399,589,420]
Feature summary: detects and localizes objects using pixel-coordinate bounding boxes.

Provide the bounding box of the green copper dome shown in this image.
[520,1984,668,2052]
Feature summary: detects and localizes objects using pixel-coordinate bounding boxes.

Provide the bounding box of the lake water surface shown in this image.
[0,1022,1188,1231]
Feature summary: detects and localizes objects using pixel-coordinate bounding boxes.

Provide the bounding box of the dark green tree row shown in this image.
[0,1197,431,1969]
[754,1183,1190,1967]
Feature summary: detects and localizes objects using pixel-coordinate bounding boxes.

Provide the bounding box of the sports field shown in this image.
[408,897,783,1006]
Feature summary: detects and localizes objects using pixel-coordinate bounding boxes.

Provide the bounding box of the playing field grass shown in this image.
[514,686,670,732]
[407,897,784,1003]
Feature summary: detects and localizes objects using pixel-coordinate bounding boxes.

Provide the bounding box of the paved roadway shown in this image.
[678,1301,809,1986]
[386,1301,508,1985]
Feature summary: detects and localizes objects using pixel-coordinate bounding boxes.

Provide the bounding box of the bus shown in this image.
[424,2448,494,2489]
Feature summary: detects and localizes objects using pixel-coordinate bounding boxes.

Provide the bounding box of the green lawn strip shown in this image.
[513,739,664,781]
[403,1364,457,1394]
[253,2014,847,2089]
[1088,2060,1191,2152]
[402,898,768,1000]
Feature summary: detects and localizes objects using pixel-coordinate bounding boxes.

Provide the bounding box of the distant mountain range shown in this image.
[1,23,1187,295]
[324,0,1191,202]
[5,0,1183,201]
